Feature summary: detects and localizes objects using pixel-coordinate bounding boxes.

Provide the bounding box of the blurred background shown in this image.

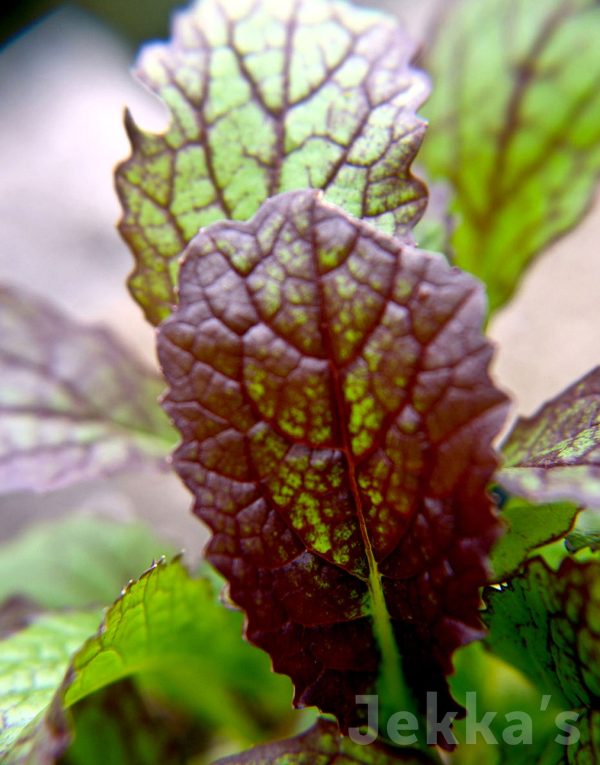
[0,0,598,546]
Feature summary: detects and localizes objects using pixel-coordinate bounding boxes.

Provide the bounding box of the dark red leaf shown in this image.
[158,190,509,734]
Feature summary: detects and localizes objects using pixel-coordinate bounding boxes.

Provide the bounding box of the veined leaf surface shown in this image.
[485,557,600,761]
[421,0,600,313]
[0,286,176,494]
[116,0,429,324]
[498,366,600,509]
[158,190,509,734]
[0,560,293,763]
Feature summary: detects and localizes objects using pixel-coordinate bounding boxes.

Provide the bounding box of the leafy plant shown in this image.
[1,0,600,762]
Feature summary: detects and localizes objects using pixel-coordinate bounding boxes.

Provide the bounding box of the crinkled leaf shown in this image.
[498,366,600,509]
[420,0,600,313]
[1,561,293,763]
[0,515,174,611]
[158,190,509,735]
[116,0,429,324]
[485,557,600,762]
[63,559,292,743]
[214,718,430,765]
[0,611,101,760]
[0,286,177,494]
[490,496,580,582]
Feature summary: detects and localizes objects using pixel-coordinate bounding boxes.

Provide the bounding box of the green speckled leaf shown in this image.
[214,718,431,764]
[421,0,600,313]
[116,0,429,324]
[0,285,177,494]
[498,366,600,509]
[490,496,579,582]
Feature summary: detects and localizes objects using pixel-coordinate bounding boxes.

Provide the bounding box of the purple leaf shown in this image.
[498,366,600,509]
[0,285,176,494]
[158,190,509,735]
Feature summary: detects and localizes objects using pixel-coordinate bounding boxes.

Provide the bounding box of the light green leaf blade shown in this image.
[490,496,579,581]
[1,561,294,763]
[0,611,101,759]
[498,366,600,509]
[449,642,564,765]
[116,0,429,324]
[0,285,178,494]
[64,560,293,742]
[421,0,600,313]
[0,515,175,611]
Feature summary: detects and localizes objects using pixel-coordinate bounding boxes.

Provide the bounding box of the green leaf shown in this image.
[449,642,564,765]
[1,561,294,763]
[485,556,600,722]
[116,0,429,324]
[0,285,177,494]
[490,496,579,581]
[64,559,293,741]
[420,0,600,313]
[565,510,600,554]
[484,557,600,761]
[498,366,600,509]
[0,515,175,611]
[214,718,432,764]
[0,611,101,758]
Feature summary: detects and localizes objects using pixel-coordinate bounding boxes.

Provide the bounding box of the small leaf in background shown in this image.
[0,285,177,494]
[158,190,509,736]
[490,496,579,582]
[0,560,294,763]
[498,366,600,509]
[0,515,175,611]
[485,557,600,760]
[116,0,429,324]
[214,717,432,764]
[420,0,600,313]
[0,611,101,758]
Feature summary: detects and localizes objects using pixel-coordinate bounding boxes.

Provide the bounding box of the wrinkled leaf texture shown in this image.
[421,0,600,313]
[0,285,175,494]
[1,560,293,763]
[158,190,509,734]
[116,0,429,324]
[499,366,600,509]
